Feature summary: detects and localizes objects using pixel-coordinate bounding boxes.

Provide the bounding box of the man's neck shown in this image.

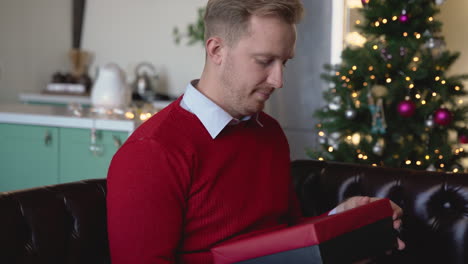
[195,75,244,119]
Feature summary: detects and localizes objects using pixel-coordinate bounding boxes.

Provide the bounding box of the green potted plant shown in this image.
[173,7,205,45]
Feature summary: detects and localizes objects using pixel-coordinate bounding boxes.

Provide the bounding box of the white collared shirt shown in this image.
[180,80,262,139]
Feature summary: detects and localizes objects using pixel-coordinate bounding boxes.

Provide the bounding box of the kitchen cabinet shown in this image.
[59,127,127,183]
[0,104,136,192]
[0,123,129,192]
[0,124,59,192]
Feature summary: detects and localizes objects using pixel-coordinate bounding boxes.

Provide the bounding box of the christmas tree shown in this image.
[309,0,468,172]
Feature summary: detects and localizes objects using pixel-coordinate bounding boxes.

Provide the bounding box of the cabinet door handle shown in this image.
[89,128,103,156]
[44,131,52,146]
[113,135,122,148]
[89,144,103,156]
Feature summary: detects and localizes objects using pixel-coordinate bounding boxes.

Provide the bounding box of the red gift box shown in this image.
[211,199,397,263]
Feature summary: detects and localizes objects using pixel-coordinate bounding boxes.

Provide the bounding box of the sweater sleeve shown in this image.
[107,138,191,264]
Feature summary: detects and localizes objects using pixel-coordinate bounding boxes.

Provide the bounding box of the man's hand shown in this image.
[334,196,405,251]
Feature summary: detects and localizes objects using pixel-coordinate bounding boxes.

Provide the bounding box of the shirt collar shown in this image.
[180,80,263,139]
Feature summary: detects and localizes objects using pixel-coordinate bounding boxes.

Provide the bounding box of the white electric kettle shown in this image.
[91,63,131,109]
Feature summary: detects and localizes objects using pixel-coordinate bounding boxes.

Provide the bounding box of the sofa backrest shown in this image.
[0,179,109,264]
[292,160,468,264]
[2,160,467,263]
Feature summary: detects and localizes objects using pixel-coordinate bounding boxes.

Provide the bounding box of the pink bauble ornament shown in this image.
[361,0,370,6]
[397,100,416,117]
[399,9,409,23]
[459,134,468,144]
[433,108,452,126]
[399,14,409,23]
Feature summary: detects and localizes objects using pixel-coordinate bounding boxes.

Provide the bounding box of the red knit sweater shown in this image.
[107,97,302,264]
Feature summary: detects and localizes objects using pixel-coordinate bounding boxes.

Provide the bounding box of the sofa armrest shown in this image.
[291,160,468,264]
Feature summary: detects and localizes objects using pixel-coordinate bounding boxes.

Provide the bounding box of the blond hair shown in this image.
[204,0,304,46]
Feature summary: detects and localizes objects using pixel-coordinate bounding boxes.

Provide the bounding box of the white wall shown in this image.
[0,0,206,103]
[0,0,72,102]
[439,0,468,168]
[439,0,468,92]
[83,0,206,97]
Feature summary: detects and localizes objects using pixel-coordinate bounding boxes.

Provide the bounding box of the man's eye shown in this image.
[257,59,272,66]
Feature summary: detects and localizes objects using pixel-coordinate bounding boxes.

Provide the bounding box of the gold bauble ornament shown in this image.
[371,85,389,98]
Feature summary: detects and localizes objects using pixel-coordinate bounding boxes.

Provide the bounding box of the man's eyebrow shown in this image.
[252,53,295,60]
[252,53,276,57]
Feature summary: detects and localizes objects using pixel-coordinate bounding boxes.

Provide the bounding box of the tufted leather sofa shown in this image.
[1,160,467,263]
[0,179,109,264]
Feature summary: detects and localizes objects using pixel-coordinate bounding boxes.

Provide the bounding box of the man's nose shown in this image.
[267,63,284,89]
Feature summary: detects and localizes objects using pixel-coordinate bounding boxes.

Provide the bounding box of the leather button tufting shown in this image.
[24,243,33,253]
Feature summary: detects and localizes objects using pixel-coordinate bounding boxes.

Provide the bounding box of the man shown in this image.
[107,0,404,263]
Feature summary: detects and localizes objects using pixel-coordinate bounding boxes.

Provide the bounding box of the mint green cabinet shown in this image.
[0,124,59,192]
[59,128,128,183]
[0,123,129,192]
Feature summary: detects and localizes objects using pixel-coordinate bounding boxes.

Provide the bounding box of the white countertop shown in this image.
[19,93,91,105]
[19,92,174,109]
[0,104,138,133]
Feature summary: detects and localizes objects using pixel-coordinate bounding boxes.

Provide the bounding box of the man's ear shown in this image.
[205,37,224,65]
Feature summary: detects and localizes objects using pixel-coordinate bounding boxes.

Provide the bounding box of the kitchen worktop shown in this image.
[18,92,174,110]
[19,93,91,105]
[0,104,138,133]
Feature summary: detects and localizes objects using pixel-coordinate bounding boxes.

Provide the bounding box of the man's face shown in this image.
[218,15,297,118]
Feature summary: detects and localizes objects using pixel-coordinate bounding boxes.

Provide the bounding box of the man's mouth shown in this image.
[254,89,273,101]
